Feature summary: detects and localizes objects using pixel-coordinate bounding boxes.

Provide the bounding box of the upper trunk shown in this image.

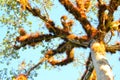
[90,41,114,80]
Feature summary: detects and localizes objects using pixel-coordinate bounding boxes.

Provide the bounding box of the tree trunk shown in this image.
[90,41,114,80]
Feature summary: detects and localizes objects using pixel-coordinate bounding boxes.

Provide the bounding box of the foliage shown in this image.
[0,0,120,80]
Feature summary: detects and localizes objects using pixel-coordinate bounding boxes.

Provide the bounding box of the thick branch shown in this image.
[106,44,120,53]
[97,0,108,31]
[105,0,120,32]
[45,36,90,57]
[14,31,90,49]
[109,0,120,14]
[14,34,56,49]
[45,48,74,66]
[59,0,97,38]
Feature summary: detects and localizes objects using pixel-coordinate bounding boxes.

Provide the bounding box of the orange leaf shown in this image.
[15,74,27,80]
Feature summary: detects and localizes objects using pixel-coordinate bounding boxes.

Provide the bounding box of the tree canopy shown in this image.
[0,0,120,80]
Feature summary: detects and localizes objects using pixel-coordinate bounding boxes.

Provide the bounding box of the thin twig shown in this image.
[26,58,46,76]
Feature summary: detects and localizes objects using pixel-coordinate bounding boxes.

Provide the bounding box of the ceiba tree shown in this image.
[1,0,120,80]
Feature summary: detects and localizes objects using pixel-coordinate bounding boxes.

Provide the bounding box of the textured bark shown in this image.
[90,41,114,80]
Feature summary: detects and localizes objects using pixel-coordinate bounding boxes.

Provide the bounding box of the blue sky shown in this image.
[0,0,120,80]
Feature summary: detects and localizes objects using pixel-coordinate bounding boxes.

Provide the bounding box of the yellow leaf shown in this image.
[89,69,97,80]
[12,78,16,80]
[17,0,31,10]
[12,77,16,80]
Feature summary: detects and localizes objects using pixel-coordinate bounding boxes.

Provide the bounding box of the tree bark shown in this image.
[90,41,114,80]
